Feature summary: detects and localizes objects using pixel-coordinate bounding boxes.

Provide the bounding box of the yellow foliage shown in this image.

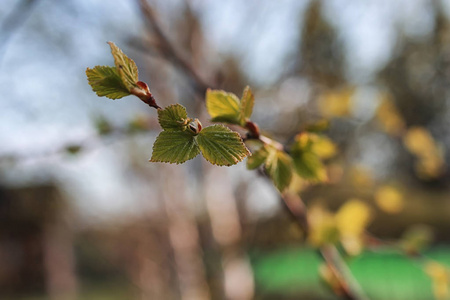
[318,88,354,117]
[425,262,450,300]
[291,133,329,182]
[312,135,337,160]
[403,127,446,179]
[308,205,339,247]
[308,200,372,255]
[288,173,306,194]
[376,93,406,136]
[335,199,372,236]
[374,185,404,214]
[335,199,372,255]
[404,127,436,156]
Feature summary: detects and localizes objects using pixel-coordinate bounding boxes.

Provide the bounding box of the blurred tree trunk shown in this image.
[203,165,254,300]
[159,164,211,300]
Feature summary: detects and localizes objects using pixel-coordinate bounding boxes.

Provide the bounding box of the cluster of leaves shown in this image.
[86,42,249,167]
[150,104,249,166]
[205,88,336,191]
[86,42,337,190]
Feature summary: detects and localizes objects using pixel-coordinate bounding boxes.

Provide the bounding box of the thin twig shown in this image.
[137,0,212,94]
[319,245,370,300]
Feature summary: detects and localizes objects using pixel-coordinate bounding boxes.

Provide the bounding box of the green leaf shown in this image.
[150,130,200,164]
[206,89,242,125]
[158,104,188,131]
[291,133,327,181]
[241,85,254,121]
[86,66,130,99]
[108,41,138,90]
[247,145,269,170]
[265,149,293,192]
[197,125,250,166]
[292,151,326,180]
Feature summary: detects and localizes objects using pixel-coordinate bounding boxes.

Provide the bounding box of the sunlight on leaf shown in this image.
[206,89,242,124]
[206,86,256,126]
[241,85,255,121]
[108,41,139,90]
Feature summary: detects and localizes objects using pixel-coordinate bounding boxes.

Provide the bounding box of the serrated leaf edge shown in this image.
[149,131,200,164]
[157,104,189,130]
[198,124,250,166]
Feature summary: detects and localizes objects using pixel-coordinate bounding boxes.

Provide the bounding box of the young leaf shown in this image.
[240,85,254,121]
[158,104,188,131]
[291,133,327,181]
[206,89,242,125]
[197,125,249,166]
[86,66,130,99]
[293,151,326,180]
[108,42,138,90]
[247,145,269,170]
[265,148,293,192]
[150,130,200,164]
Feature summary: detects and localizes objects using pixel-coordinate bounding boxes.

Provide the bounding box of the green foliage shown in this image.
[245,132,333,190]
[86,42,140,100]
[206,86,255,126]
[206,89,242,124]
[291,133,327,181]
[265,148,293,192]
[86,66,130,99]
[107,42,139,91]
[247,145,269,170]
[151,105,249,166]
[197,125,250,166]
[150,130,200,164]
[240,86,255,121]
[158,104,188,131]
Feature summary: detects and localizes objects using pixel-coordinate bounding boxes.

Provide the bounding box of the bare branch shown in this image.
[137,0,212,94]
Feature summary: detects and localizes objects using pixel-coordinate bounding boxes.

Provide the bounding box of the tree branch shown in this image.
[137,0,212,94]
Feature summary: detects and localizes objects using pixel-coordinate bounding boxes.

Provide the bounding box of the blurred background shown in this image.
[1,0,450,299]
